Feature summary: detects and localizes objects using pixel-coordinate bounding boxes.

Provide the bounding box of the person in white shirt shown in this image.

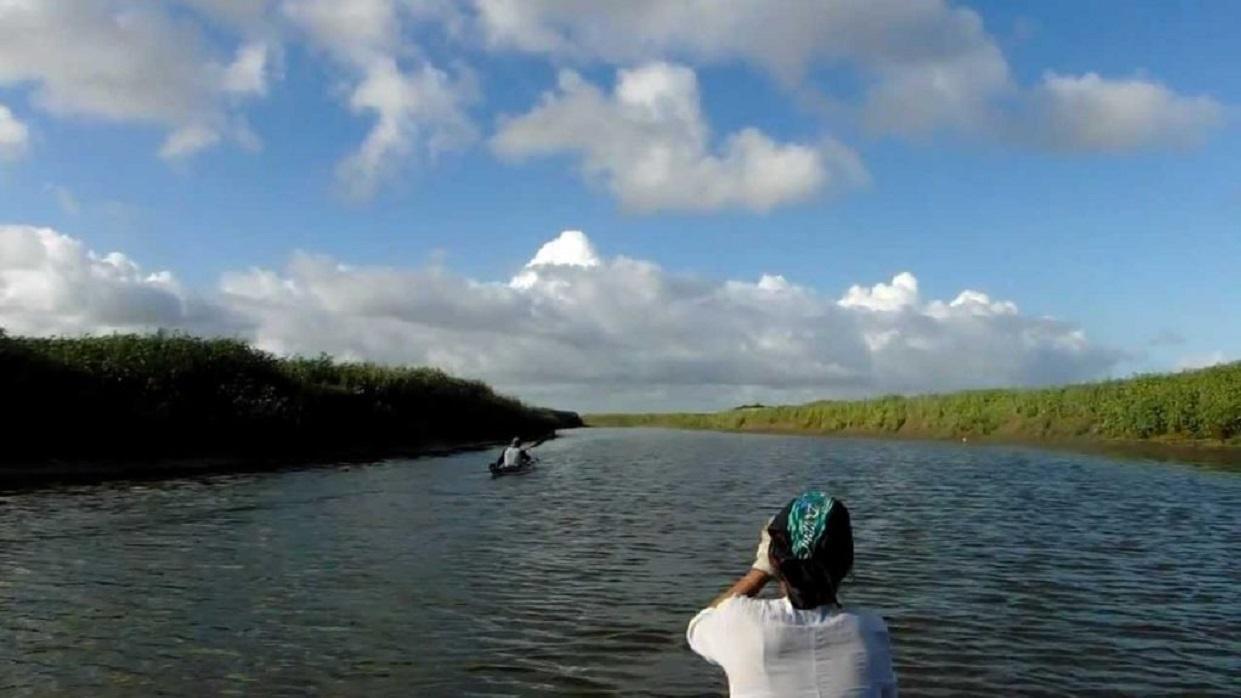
[687,491,898,697]
[499,437,531,469]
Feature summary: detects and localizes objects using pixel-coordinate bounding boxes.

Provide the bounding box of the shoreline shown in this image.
[583,361,1240,470]
[2,332,581,489]
[0,436,541,489]
[583,422,1241,470]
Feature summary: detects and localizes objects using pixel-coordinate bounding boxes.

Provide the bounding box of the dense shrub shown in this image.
[588,363,1241,444]
[0,330,580,462]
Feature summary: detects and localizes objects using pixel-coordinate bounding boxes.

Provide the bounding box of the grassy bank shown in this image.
[588,363,1241,450]
[1,331,580,472]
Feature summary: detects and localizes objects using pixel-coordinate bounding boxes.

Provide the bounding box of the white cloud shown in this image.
[473,0,992,83]
[336,58,478,200]
[0,225,231,336]
[159,124,224,160]
[473,0,1010,135]
[860,41,1010,137]
[474,1,1223,150]
[0,104,30,160]
[0,225,1121,411]
[1022,72,1225,152]
[0,0,1223,190]
[284,0,477,198]
[510,229,599,289]
[838,272,921,312]
[208,234,1125,408]
[524,229,600,268]
[222,43,271,96]
[494,63,865,212]
[927,290,1019,320]
[0,1,270,159]
[281,0,401,63]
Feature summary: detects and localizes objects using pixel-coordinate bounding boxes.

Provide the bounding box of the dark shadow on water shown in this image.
[0,438,538,493]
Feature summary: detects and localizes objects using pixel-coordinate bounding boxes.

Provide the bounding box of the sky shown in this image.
[0,0,1238,412]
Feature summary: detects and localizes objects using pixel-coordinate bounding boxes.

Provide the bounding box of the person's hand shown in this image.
[751,518,776,577]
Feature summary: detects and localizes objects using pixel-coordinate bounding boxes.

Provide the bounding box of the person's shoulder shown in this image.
[687,596,769,659]
[725,595,788,614]
[697,596,784,625]
[840,607,893,634]
[727,596,826,629]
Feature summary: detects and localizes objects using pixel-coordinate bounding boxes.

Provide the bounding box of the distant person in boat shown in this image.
[687,491,897,697]
[498,438,532,469]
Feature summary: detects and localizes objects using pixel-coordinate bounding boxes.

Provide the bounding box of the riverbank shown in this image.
[0,438,525,487]
[587,362,1241,465]
[1,331,580,482]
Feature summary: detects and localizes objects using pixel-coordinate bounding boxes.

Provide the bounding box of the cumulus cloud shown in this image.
[335,58,478,200]
[242,243,1107,406]
[474,0,995,84]
[0,225,234,336]
[476,0,1223,150]
[1020,72,1225,152]
[0,104,30,160]
[473,0,1012,136]
[0,0,1224,194]
[284,0,477,198]
[838,272,921,312]
[281,0,401,63]
[0,1,272,159]
[0,225,1120,411]
[222,43,272,97]
[510,229,600,289]
[494,63,865,212]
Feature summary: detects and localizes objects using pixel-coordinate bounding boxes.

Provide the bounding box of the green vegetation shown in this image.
[589,363,1241,447]
[0,330,580,467]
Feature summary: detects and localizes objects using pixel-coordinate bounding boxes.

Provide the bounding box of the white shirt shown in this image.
[502,446,523,467]
[687,596,897,697]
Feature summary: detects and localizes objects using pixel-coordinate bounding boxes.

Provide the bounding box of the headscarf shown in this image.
[766,491,853,609]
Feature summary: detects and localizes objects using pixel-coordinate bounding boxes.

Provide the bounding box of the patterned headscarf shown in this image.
[786,491,835,558]
[767,490,853,609]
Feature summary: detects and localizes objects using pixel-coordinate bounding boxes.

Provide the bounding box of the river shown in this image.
[3,428,1238,696]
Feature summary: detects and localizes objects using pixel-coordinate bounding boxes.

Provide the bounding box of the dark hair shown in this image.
[767,496,853,609]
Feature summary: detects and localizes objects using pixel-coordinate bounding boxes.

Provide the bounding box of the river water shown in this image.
[3,428,1239,696]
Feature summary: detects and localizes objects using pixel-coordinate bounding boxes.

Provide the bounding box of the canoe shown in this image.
[489,461,536,477]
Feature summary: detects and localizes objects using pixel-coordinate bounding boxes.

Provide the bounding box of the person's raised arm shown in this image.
[707,568,770,608]
[706,519,777,608]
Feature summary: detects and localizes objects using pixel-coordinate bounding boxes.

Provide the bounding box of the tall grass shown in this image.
[0,330,580,463]
[588,362,1241,445]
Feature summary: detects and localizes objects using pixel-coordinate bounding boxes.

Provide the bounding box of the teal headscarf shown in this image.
[786,491,835,559]
[767,490,853,609]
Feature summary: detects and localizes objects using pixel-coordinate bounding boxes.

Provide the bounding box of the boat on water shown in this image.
[489,460,536,477]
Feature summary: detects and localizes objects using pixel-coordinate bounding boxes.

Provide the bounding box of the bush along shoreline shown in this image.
[0,330,581,479]
[587,362,1241,452]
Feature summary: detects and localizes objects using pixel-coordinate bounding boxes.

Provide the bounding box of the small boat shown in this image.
[489,460,537,477]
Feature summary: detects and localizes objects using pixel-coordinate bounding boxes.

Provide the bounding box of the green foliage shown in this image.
[0,331,580,462]
[588,363,1241,444]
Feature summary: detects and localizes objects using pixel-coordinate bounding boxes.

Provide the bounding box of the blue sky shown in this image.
[0,1,1236,410]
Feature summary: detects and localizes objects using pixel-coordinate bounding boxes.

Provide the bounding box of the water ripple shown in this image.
[2,429,1239,696]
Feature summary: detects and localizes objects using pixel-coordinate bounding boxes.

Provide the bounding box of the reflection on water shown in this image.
[3,429,1239,696]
